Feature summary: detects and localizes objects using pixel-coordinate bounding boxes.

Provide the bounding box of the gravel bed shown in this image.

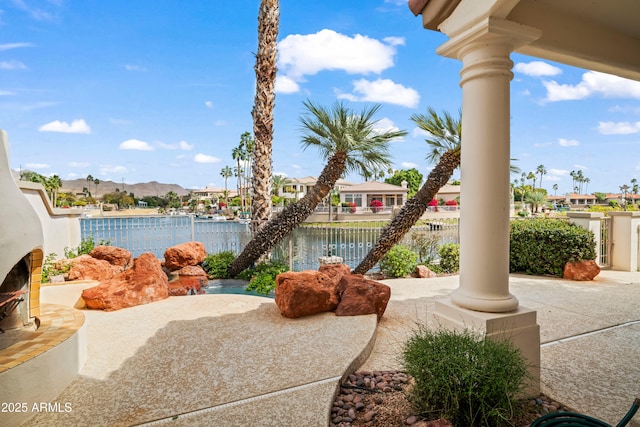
[330,370,568,427]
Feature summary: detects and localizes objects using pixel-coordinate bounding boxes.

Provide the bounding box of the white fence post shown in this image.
[567,212,603,266]
[608,211,640,271]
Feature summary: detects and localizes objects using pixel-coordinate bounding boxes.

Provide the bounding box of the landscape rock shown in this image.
[274,270,339,318]
[416,265,437,278]
[163,241,206,270]
[82,252,169,311]
[318,263,351,287]
[89,245,133,269]
[335,275,391,321]
[168,265,208,296]
[563,259,600,281]
[59,254,121,281]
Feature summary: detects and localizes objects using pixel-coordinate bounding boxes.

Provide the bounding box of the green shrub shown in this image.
[41,253,71,283]
[408,231,439,264]
[64,235,110,259]
[202,251,236,279]
[379,245,418,278]
[437,243,460,274]
[240,260,289,295]
[510,218,596,276]
[403,326,529,426]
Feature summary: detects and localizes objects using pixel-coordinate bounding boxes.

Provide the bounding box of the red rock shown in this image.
[82,252,169,311]
[274,270,339,318]
[425,419,454,427]
[318,263,351,287]
[416,265,437,278]
[59,254,121,281]
[90,245,133,269]
[335,275,391,321]
[163,241,207,271]
[563,260,600,281]
[168,265,208,296]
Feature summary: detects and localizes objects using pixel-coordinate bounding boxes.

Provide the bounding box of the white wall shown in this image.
[19,181,82,257]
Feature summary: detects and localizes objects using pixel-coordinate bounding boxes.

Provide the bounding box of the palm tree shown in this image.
[93,178,100,199]
[231,145,244,211]
[553,183,558,196]
[46,174,62,207]
[527,171,536,190]
[525,191,546,213]
[354,108,460,274]
[227,100,405,277]
[220,165,233,206]
[271,173,288,197]
[251,0,279,232]
[584,177,590,194]
[536,164,546,189]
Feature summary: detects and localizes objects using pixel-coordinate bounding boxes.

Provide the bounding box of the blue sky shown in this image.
[2,0,640,194]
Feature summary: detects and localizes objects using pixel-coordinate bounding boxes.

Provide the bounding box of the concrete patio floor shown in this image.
[20,270,640,426]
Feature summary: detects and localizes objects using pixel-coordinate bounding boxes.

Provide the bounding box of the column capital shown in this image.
[566,212,604,219]
[437,17,541,60]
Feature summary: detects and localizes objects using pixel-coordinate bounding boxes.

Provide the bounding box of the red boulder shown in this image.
[335,275,391,321]
[274,270,340,318]
[318,263,351,287]
[163,242,207,270]
[90,245,133,269]
[564,260,600,281]
[60,254,120,281]
[82,252,169,311]
[168,265,208,296]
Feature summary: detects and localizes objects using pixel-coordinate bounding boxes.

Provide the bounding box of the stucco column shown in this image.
[567,212,603,265]
[438,20,539,313]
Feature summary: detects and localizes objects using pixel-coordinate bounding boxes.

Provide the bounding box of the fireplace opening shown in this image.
[0,254,37,343]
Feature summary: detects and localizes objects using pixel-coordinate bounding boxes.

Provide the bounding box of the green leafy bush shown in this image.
[202,251,236,279]
[63,235,110,259]
[379,245,418,278]
[403,326,529,426]
[437,243,460,274]
[510,218,596,276]
[240,260,289,295]
[41,253,71,283]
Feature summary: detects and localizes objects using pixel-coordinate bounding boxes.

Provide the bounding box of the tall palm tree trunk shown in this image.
[251,0,279,233]
[228,152,346,277]
[353,150,460,274]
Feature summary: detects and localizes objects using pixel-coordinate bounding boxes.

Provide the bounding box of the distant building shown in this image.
[339,180,408,212]
[281,176,354,201]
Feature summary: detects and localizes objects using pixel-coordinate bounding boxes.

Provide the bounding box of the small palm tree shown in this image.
[553,183,558,196]
[536,164,546,189]
[525,191,546,213]
[220,165,233,206]
[227,100,405,277]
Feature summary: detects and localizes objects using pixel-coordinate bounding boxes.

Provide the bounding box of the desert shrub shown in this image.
[437,243,460,274]
[509,218,596,276]
[41,253,71,283]
[408,231,439,264]
[403,326,529,426]
[202,251,236,279]
[380,245,418,278]
[240,260,289,295]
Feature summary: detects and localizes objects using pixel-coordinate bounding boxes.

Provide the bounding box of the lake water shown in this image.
[80,215,459,271]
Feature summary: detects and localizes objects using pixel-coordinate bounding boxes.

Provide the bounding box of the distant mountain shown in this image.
[60,179,190,198]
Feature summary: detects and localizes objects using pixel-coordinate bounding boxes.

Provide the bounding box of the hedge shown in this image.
[509,218,596,277]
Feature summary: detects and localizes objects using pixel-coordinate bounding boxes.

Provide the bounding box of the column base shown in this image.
[451,287,520,313]
[433,298,540,397]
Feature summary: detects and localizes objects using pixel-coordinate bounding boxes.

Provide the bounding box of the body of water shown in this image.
[80,215,459,271]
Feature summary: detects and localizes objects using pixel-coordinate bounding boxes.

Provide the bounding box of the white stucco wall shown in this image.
[19,181,82,258]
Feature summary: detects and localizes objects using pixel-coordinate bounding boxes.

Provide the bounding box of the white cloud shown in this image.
[68,161,90,168]
[277,29,402,90]
[205,101,213,109]
[373,117,400,134]
[544,71,640,101]
[0,42,35,51]
[194,153,220,164]
[100,165,127,175]
[412,127,430,138]
[179,140,193,150]
[26,162,49,169]
[574,164,588,170]
[609,104,640,114]
[514,61,562,77]
[292,164,302,170]
[0,90,16,96]
[119,139,154,151]
[338,78,419,108]
[124,64,147,72]
[558,138,579,147]
[39,119,91,134]
[273,171,288,178]
[0,60,28,70]
[401,162,418,168]
[597,121,640,135]
[274,75,300,94]
[214,120,228,126]
[548,169,569,176]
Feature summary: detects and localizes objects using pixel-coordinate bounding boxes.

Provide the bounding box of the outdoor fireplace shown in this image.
[0,130,44,333]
